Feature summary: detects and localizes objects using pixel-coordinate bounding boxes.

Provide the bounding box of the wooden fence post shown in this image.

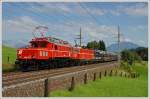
[93,73,96,81]
[99,72,101,79]
[138,73,140,77]
[104,70,107,76]
[134,73,136,78]
[7,56,10,63]
[125,73,126,77]
[109,70,112,76]
[115,70,117,76]
[69,77,75,91]
[120,72,122,77]
[44,78,49,97]
[128,74,130,78]
[84,73,87,84]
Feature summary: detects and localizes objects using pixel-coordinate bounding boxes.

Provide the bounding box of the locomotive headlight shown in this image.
[18,50,22,54]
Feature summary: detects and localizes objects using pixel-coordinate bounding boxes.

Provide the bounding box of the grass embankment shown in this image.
[50,62,148,97]
[2,45,17,72]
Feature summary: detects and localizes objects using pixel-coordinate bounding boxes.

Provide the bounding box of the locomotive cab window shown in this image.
[30,41,48,48]
[31,42,38,48]
[40,42,47,48]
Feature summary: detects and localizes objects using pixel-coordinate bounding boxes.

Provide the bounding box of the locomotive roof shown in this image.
[30,37,71,46]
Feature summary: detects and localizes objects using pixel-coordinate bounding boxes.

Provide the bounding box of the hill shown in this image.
[107,42,140,52]
[2,40,28,48]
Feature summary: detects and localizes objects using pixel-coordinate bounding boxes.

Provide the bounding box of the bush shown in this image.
[120,61,133,73]
[121,49,142,65]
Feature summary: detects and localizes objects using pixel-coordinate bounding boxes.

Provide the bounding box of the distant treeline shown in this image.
[121,47,148,62]
[130,47,148,61]
[82,40,106,51]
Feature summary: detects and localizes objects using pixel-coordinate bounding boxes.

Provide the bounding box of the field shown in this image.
[2,45,17,72]
[50,62,148,97]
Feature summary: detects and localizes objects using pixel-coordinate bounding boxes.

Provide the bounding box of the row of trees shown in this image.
[121,50,141,65]
[121,47,148,65]
[130,47,148,61]
[83,40,106,51]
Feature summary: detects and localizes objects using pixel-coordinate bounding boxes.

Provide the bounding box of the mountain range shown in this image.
[107,42,140,52]
[2,40,28,48]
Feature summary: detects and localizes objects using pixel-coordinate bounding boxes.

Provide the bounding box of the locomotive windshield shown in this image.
[30,41,48,48]
[49,37,69,45]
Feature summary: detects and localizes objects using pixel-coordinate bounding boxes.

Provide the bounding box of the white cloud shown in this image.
[128,25,147,32]
[4,15,146,47]
[86,7,106,16]
[28,3,72,15]
[138,40,145,45]
[3,14,118,46]
[2,16,44,41]
[120,36,132,42]
[3,16,42,34]
[110,10,120,16]
[123,3,147,16]
[27,3,106,17]
[110,3,148,16]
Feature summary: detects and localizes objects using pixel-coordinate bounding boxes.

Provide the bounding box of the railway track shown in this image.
[3,61,118,87]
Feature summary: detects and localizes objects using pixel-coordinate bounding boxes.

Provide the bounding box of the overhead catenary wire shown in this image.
[77,2,119,46]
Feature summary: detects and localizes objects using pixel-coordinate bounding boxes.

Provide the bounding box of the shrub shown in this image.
[121,49,142,65]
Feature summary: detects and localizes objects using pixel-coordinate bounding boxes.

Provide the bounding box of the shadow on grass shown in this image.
[2,64,19,73]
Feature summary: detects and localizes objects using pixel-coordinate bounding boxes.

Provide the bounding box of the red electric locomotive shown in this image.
[15,26,95,71]
[15,36,95,71]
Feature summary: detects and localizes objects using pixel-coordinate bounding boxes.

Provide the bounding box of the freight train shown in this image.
[15,26,118,71]
[15,36,118,71]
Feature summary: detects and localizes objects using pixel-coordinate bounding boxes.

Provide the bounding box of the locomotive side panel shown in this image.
[52,44,71,58]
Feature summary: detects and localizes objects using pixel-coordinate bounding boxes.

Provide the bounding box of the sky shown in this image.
[2,2,148,47]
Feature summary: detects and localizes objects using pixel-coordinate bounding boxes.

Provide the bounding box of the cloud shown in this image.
[3,16,42,33]
[2,16,44,41]
[83,7,106,16]
[128,25,147,32]
[26,3,106,17]
[123,3,147,16]
[110,3,148,16]
[138,40,145,45]
[3,14,118,46]
[120,36,132,42]
[3,15,147,47]
[110,10,120,16]
[28,3,72,15]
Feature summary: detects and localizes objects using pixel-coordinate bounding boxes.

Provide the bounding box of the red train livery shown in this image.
[15,36,97,71]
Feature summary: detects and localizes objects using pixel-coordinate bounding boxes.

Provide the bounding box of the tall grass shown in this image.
[50,62,148,97]
[2,45,17,72]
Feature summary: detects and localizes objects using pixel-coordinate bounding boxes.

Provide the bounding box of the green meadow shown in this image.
[50,62,148,97]
[2,45,17,72]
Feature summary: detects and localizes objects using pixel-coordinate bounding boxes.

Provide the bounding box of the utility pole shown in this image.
[118,25,121,66]
[76,27,82,47]
[80,27,82,47]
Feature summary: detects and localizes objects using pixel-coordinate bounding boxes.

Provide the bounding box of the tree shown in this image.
[86,40,99,49]
[134,47,148,61]
[121,49,142,66]
[86,40,106,51]
[98,40,106,51]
